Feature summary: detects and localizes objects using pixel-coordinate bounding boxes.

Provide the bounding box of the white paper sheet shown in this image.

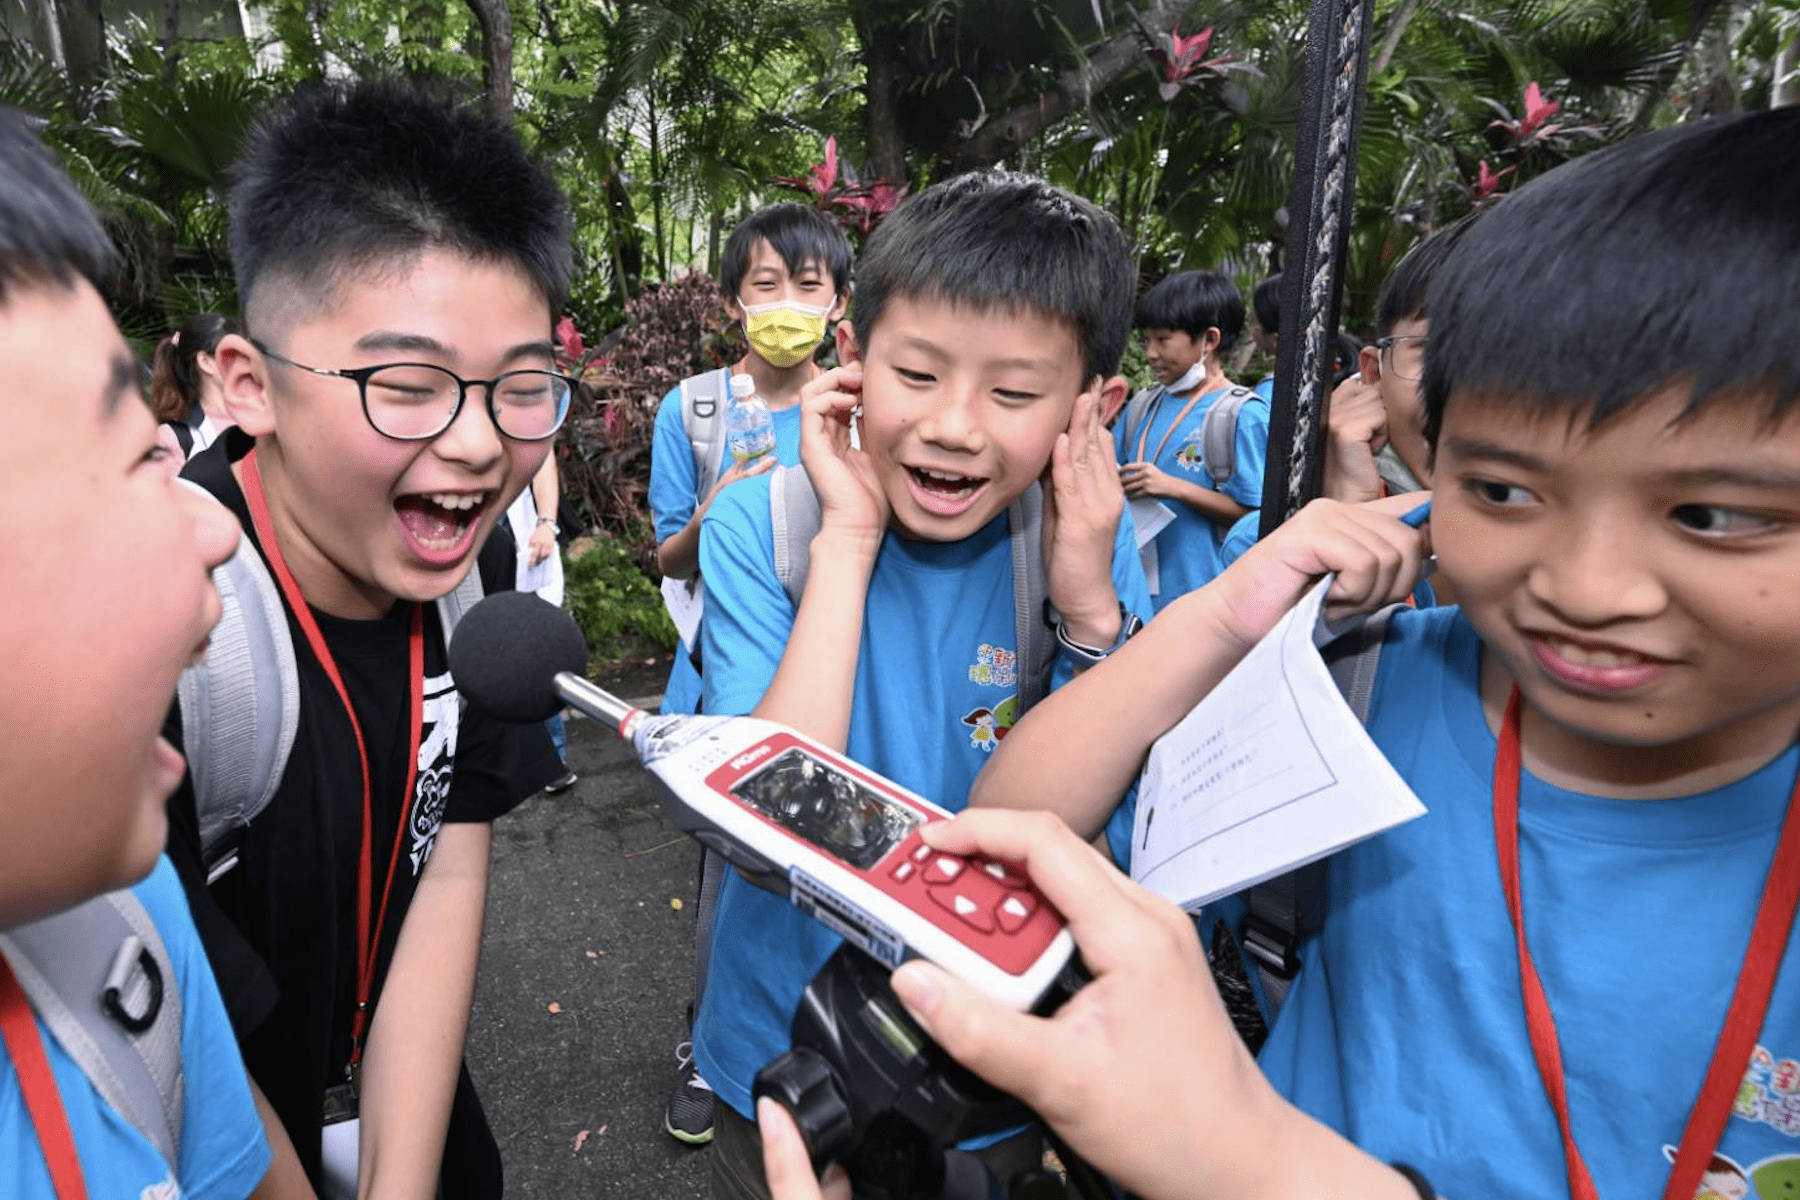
[1129,578,1426,910]
[660,574,704,650]
[1130,499,1176,596]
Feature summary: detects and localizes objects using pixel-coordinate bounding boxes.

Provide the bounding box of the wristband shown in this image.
[1389,1164,1436,1200]
[1053,603,1142,668]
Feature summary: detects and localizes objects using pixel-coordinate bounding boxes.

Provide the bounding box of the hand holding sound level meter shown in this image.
[449,592,1075,1010]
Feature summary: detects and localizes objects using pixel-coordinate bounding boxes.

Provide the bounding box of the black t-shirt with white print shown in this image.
[163,430,560,1191]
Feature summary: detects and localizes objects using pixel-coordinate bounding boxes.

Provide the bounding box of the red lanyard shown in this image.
[240,450,424,1076]
[1494,687,1800,1200]
[1,959,89,1200]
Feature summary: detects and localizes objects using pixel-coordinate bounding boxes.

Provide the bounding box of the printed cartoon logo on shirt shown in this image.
[964,645,1021,752]
[409,670,462,874]
[1173,437,1207,474]
[1736,1044,1800,1138]
[1659,1144,1800,1200]
[962,695,1020,752]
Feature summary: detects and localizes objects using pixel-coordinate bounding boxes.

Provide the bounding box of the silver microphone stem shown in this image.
[554,671,642,731]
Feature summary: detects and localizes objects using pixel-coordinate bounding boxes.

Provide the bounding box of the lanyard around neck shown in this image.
[0,959,89,1200]
[1493,686,1800,1200]
[240,449,425,1076]
[1133,382,1210,468]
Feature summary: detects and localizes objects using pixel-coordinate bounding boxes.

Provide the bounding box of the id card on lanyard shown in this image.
[241,450,425,1198]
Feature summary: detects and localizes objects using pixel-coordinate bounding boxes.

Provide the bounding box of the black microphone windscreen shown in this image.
[448,591,591,723]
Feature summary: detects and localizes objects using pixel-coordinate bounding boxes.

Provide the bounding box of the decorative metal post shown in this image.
[1258,0,1376,537]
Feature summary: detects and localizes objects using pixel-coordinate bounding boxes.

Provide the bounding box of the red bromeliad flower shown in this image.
[1470,159,1516,202]
[773,136,841,202]
[1488,81,1564,147]
[773,137,906,239]
[1158,24,1213,101]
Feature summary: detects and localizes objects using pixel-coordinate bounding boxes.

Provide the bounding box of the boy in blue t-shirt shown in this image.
[649,203,854,717]
[0,111,286,1199]
[695,171,1152,1198]
[1117,269,1269,611]
[956,109,1800,1200]
[648,204,854,1147]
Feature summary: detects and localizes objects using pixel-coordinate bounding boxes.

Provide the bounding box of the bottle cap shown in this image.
[730,373,756,399]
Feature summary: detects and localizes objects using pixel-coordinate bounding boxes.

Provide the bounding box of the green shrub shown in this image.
[563,530,679,663]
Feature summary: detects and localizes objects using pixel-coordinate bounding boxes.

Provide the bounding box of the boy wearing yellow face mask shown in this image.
[649,202,853,1146]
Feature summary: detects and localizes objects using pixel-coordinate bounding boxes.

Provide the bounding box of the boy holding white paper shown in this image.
[971,111,1800,1199]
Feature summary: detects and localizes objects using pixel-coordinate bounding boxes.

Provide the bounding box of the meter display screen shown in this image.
[730,748,922,870]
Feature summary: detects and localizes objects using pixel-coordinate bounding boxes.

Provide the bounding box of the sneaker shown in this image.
[542,771,578,796]
[664,1041,715,1145]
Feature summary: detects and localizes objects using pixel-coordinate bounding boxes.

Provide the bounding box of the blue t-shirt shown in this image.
[2,858,271,1199]
[1255,607,1800,1196]
[648,382,804,714]
[1116,385,1269,612]
[692,475,1152,1118]
[1251,376,1275,403]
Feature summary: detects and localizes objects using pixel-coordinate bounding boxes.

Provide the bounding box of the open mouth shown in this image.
[395,490,490,560]
[907,466,987,515]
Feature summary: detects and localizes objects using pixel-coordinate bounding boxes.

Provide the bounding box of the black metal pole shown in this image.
[1258,0,1376,537]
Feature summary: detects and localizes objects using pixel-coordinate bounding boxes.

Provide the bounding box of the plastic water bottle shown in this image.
[725,373,775,464]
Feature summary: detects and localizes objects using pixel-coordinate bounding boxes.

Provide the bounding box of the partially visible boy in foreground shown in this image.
[696,172,1152,1197]
[951,110,1800,1198]
[163,80,568,1197]
[0,110,294,1199]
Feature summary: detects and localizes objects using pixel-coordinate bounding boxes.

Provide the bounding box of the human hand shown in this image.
[760,1097,852,1200]
[798,363,888,550]
[884,809,1285,1200]
[1323,374,1388,504]
[1205,491,1431,648]
[1117,459,1180,501]
[1043,389,1126,644]
[526,521,557,566]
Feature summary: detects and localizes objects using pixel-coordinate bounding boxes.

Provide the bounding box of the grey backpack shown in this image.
[0,889,185,1174]
[175,483,484,883]
[679,367,736,518]
[1119,383,1257,487]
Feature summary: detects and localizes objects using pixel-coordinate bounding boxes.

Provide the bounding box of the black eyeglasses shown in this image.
[252,340,575,442]
[1375,334,1426,382]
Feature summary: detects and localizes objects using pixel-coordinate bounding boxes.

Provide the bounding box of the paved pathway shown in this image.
[466,704,712,1198]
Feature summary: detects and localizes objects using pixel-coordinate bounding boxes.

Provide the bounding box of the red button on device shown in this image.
[995,893,1036,933]
[929,886,995,933]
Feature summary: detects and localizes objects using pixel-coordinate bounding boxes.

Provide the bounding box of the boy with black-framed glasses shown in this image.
[160,78,568,1200]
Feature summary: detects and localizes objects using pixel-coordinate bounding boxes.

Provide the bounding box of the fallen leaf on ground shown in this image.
[585,950,598,959]
[670,897,684,911]
[547,1001,562,1015]
[597,1124,608,1136]
[572,1129,589,1152]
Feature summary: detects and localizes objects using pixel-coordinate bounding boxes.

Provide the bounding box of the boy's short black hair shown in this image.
[1374,212,1480,338]
[851,171,1133,382]
[228,78,572,333]
[720,203,854,300]
[1251,275,1282,333]
[1134,270,1245,357]
[1425,110,1800,442]
[0,109,113,305]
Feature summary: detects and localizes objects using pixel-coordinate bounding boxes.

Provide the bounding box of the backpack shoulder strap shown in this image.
[1119,384,1164,455]
[436,564,486,642]
[1199,385,1255,487]
[771,464,823,611]
[1007,483,1054,715]
[681,368,734,503]
[175,484,299,885]
[1240,601,1400,1017]
[0,890,185,1169]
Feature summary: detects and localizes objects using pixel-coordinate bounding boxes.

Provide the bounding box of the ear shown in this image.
[835,320,861,365]
[829,289,850,323]
[1202,327,1223,358]
[1093,374,1131,427]
[723,292,744,324]
[214,334,277,437]
[1358,344,1382,385]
